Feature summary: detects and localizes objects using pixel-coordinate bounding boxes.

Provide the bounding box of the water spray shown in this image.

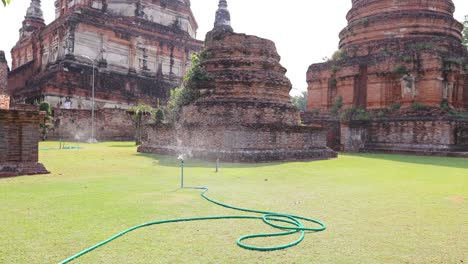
[59,156,327,264]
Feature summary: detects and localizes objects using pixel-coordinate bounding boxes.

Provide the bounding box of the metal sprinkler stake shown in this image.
[178,155,184,188]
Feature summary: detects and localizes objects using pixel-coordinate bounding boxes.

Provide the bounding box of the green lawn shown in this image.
[0,142,467,264]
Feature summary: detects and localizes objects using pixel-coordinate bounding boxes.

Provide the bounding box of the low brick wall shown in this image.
[0,108,49,177]
[139,123,337,162]
[301,112,341,151]
[341,118,468,156]
[51,108,137,141]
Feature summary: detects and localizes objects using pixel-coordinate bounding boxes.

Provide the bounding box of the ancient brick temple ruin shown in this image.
[0,52,9,110]
[7,0,203,140]
[305,0,468,156]
[0,52,48,177]
[139,0,336,162]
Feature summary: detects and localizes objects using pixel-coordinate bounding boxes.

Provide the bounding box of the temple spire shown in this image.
[213,0,233,32]
[25,0,44,22]
[20,0,45,39]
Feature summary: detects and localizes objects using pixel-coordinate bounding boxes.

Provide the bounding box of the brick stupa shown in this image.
[0,51,10,110]
[303,0,468,155]
[307,0,468,110]
[0,51,49,177]
[139,0,336,162]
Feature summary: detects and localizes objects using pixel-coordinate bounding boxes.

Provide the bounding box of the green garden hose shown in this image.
[59,186,326,263]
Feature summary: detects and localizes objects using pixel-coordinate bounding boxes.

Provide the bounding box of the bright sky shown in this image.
[1,0,467,94]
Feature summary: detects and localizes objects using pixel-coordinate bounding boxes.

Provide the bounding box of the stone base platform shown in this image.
[138,123,337,163]
[138,146,336,163]
[0,162,49,178]
[337,117,468,157]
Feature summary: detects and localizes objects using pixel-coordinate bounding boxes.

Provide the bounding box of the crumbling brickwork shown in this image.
[138,1,336,162]
[0,51,9,110]
[303,0,468,156]
[340,118,468,156]
[307,0,468,111]
[8,0,203,109]
[51,108,137,141]
[0,107,49,177]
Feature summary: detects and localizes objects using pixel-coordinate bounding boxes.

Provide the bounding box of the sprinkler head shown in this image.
[178,154,184,162]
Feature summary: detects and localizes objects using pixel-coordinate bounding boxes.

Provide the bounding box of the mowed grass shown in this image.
[0,142,467,264]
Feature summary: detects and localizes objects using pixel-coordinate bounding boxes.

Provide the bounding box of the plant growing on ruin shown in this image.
[411,102,430,111]
[39,102,53,141]
[129,103,154,146]
[290,91,308,111]
[154,108,165,123]
[388,103,402,112]
[310,109,320,115]
[167,51,213,122]
[376,110,386,118]
[331,96,343,116]
[184,51,213,90]
[166,86,199,122]
[393,65,408,76]
[440,99,450,112]
[362,18,369,27]
[339,107,370,122]
[408,43,434,51]
[331,50,348,61]
[331,65,341,74]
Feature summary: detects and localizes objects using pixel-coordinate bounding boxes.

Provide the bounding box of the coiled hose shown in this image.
[59,186,326,263]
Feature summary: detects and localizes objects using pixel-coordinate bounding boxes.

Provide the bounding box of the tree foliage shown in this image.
[331,49,348,61]
[129,103,154,146]
[167,51,212,122]
[290,91,308,111]
[1,0,11,7]
[331,96,343,115]
[39,102,53,141]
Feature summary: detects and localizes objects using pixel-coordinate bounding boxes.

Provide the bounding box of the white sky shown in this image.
[1,0,467,94]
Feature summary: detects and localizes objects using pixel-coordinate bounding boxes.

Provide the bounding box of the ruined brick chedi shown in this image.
[8,0,203,109]
[305,0,468,155]
[307,0,468,110]
[139,0,336,162]
[0,51,9,110]
[0,52,48,177]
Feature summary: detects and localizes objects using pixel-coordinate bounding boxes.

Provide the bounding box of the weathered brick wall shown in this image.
[139,123,336,162]
[51,108,138,141]
[307,0,467,111]
[340,119,468,155]
[0,51,9,110]
[0,108,48,177]
[341,123,367,152]
[301,112,341,151]
[9,4,203,109]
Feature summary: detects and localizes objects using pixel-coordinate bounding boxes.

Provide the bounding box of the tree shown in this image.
[290,91,308,111]
[1,0,11,7]
[39,102,53,141]
[129,103,154,146]
[463,15,468,48]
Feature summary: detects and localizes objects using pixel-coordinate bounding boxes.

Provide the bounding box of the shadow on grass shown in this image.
[134,153,283,169]
[342,153,468,169]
